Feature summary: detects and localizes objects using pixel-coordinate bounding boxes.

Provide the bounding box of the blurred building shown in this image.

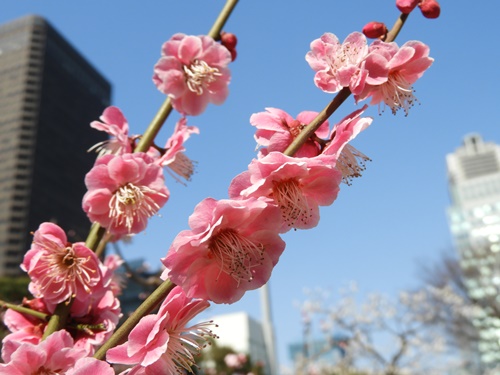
[0,15,110,276]
[209,312,271,375]
[446,133,500,366]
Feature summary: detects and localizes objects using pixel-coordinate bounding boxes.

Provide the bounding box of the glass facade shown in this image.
[447,134,500,366]
[0,15,110,276]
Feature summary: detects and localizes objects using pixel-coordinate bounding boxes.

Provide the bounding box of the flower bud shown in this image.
[362,21,388,39]
[230,48,237,61]
[396,0,420,14]
[220,31,238,50]
[419,0,441,18]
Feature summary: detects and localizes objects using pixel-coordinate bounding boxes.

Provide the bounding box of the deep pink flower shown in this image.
[1,299,49,360]
[65,286,122,355]
[355,40,434,115]
[0,330,113,375]
[318,105,372,184]
[89,106,134,156]
[3,285,121,356]
[83,153,169,235]
[3,251,121,356]
[21,223,102,305]
[153,33,232,116]
[229,152,342,232]
[107,286,214,374]
[154,117,199,182]
[251,108,330,158]
[162,198,285,304]
[306,32,372,95]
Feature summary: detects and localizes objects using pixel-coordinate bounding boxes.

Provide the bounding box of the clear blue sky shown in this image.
[2,0,499,370]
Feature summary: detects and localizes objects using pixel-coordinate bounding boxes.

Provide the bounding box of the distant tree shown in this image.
[418,249,500,372]
[0,276,30,304]
[295,284,463,375]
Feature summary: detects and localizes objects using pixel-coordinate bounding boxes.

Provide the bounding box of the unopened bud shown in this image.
[419,0,441,18]
[220,32,238,50]
[229,48,237,61]
[396,0,420,14]
[362,22,388,39]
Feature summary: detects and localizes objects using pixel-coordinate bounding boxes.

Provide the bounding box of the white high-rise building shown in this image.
[446,133,500,366]
[208,312,271,375]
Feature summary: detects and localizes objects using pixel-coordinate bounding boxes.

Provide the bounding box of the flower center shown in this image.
[283,119,306,138]
[184,59,221,95]
[327,41,363,75]
[272,179,311,228]
[209,229,265,285]
[109,183,164,232]
[380,71,417,116]
[34,242,95,296]
[337,144,371,185]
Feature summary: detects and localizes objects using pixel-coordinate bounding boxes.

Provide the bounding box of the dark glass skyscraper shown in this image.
[0,15,111,276]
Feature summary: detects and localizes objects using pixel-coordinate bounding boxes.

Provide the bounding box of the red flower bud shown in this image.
[362,22,388,39]
[230,48,237,62]
[220,32,238,51]
[419,0,441,18]
[396,0,420,14]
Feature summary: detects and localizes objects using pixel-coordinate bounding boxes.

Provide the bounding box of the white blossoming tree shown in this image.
[295,284,464,375]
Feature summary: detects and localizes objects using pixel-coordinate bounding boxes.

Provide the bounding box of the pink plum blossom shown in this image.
[251,108,330,158]
[82,152,169,235]
[3,279,122,356]
[154,117,199,182]
[306,32,374,95]
[153,33,232,116]
[355,40,433,115]
[107,286,215,374]
[318,105,372,184]
[162,198,285,304]
[21,222,102,305]
[0,330,113,375]
[1,299,48,360]
[229,152,342,232]
[89,106,135,156]
[68,288,122,355]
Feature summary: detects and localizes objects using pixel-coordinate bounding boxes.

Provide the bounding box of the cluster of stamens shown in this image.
[337,144,371,185]
[272,179,312,228]
[34,239,95,296]
[184,59,221,95]
[327,42,361,75]
[208,229,265,286]
[109,183,165,232]
[166,153,196,183]
[380,71,417,116]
